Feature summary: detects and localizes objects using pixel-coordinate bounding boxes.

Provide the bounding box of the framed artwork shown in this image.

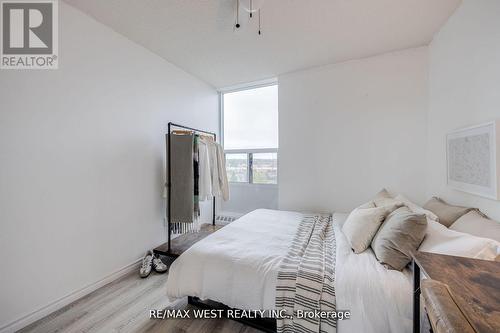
[447,120,500,200]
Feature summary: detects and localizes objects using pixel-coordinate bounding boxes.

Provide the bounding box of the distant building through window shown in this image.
[223,84,278,185]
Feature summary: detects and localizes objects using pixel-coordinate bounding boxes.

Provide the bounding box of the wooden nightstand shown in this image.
[412,251,500,333]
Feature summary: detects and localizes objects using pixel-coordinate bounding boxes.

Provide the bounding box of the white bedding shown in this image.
[166,209,301,310]
[334,213,412,333]
[166,209,412,333]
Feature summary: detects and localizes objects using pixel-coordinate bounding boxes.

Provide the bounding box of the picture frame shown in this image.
[446,120,500,200]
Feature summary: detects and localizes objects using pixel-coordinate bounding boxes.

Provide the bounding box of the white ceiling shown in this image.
[64,0,461,88]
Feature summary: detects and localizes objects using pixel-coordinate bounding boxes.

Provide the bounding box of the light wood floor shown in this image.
[18,259,262,333]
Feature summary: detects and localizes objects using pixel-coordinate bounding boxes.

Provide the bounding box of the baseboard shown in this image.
[0,258,142,333]
[217,211,244,220]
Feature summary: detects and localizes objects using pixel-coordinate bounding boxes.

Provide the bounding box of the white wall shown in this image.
[0,2,218,331]
[221,184,278,215]
[278,47,429,213]
[427,0,500,220]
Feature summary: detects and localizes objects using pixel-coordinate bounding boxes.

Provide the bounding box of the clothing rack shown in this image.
[166,122,216,253]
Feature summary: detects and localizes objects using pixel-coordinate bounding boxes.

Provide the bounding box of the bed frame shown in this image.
[188,297,277,333]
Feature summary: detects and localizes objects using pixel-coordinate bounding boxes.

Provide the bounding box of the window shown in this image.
[252,152,278,184]
[223,85,278,150]
[225,153,248,182]
[223,84,278,184]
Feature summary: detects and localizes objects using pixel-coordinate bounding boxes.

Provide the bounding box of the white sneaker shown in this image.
[139,251,153,278]
[153,256,168,273]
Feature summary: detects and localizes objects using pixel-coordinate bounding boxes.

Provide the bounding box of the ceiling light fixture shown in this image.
[241,0,264,16]
[234,0,264,35]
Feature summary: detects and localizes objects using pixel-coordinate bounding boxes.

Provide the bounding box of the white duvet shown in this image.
[166,209,412,333]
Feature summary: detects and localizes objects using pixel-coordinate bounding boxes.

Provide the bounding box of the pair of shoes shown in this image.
[139,251,168,278]
[153,255,168,274]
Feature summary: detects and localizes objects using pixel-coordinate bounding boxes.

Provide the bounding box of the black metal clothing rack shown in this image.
[166,122,216,253]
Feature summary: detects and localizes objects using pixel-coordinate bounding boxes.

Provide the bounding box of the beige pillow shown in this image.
[450,210,500,242]
[423,197,475,227]
[373,188,403,208]
[394,194,439,222]
[373,188,391,200]
[371,206,427,270]
[342,203,401,253]
[358,201,376,209]
[373,188,394,206]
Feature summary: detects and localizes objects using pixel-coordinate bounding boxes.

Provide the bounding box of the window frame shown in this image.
[225,149,279,186]
[220,81,279,186]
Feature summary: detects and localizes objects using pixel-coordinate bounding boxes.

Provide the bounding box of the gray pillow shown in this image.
[371,206,427,270]
[423,197,475,227]
[450,210,500,242]
[342,203,401,254]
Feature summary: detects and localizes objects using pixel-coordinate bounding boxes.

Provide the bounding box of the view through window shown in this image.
[223,85,278,184]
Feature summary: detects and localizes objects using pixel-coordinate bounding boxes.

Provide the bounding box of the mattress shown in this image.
[166,209,412,333]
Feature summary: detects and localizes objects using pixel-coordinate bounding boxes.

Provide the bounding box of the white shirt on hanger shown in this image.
[198,138,212,201]
[198,137,229,201]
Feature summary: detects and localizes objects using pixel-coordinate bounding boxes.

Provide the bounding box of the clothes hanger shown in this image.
[199,134,215,141]
[171,130,194,135]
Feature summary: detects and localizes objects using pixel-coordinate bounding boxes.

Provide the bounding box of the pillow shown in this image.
[450,210,500,242]
[373,188,391,201]
[423,197,475,227]
[342,203,401,254]
[358,201,376,209]
[419,219,500,261]
[337,201,375,228]
[372,188,400,207]
[371,206,427,270]
[394,194,439,222]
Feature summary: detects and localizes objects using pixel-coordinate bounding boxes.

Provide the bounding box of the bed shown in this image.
[166,209,413,333]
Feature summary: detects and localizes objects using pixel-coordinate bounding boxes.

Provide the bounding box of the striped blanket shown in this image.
[275,214,337,333]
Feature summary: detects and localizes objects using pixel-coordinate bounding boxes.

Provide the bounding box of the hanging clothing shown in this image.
[198,138,212,201]
[170,133,194,224]
[167,131,229,236]
[216,143,229,201]
[208,139,221,198]
[198,137,229,202]
[193,136,200,218]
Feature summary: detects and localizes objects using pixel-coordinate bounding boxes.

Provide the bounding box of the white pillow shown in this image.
[358,201,376,209]
[419,219,500,261]
[394,194,439,222]
[342,203,401,254]
[373,188,401,207]
[449,210,500,242]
